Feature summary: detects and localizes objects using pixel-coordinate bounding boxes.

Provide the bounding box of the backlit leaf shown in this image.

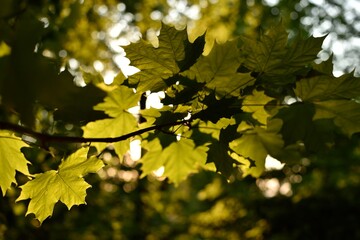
[239,25,323,84]
[160,138,208,185]
[239,25,288,75]
[182,40,241,84]
[17,148,104,224]
[242,90,274,125]
[82,114,137,156]
[229,121,283,177]
[124,24,187,92]
[94,86,141,118]
[0,41,11,57]
[139,138,163,177]
[295,73,360,101]
[314,100,360,137]
[0,131,30,196]
[83,86,141,156]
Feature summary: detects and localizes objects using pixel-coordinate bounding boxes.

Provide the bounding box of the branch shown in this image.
[0,120,189,144]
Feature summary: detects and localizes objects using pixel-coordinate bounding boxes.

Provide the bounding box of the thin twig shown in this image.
[0,120,189,144]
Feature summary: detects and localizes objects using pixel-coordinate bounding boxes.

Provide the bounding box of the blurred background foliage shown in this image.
[1,0,360,239]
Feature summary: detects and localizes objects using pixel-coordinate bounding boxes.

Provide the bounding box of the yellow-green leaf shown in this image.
[0,131,30,196]
[82,113,138,156]
[139,138,164,177]
[16,148,104,224]
[124,24,187,92]
[239,25,287,75]
[162,139,208,185]
[314,100,360,137]
[229,123,283,177]
[242,90,274,125]
[0,41,11,57]
[182,40,241,84]
[94,86,141,118]
[295,73,360,101]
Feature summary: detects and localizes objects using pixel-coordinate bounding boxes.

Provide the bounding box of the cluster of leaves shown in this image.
[1,23,360,224]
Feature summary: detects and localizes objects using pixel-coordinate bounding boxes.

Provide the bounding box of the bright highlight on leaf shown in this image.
[0,131,30,196]
[0,41,11,57]
[83,86,141,156]
[16,148,104,224]
[230,122,284,177]
[140,138,208,185]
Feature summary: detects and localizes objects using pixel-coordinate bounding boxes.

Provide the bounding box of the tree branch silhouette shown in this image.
[0,120,189,144]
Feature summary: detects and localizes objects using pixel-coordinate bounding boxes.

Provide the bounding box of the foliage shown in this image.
[1,1,360,238]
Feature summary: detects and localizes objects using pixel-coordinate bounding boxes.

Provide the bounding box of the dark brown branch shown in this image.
[0,120,189,144]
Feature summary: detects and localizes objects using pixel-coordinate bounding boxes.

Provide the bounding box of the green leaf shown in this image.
[239,25,324,84]
[295,72,360,101]
[0,41,11,57]
[83,86,141,156]
[274,102,315,145]
[139,138,163,177]
[82,114,138,156]
[206,72,256,97]
[242,90,274,125]
[239,25,288,75]
[17,148,104,224]
[229,121,283,177]
[178,32,206,71]
[312,55,334,74]
[207,125,239,178]
[284,35,325,73]
[113,70,127,85]
[193,92,242,123]
[160,138,208,185]
[314,100,360,137]
[206,141,235,178]
[124,24,187,92]
[94,86,141,118]
[0,131,30,196]
[158,24,187,62]
[275,102,333,151]
[141,138,208,185]
[82,70,104,85]
[182,40,241,84]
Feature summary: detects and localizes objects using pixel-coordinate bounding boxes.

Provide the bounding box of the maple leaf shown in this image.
[94,86,141,117]
[0,131,30,196]
[181,40,241,85]
[82,86,140,156]
[242,90,274,125]
[207,140,236,178]
[239,25,288,76]
[124,24,187,92]
[139,138,163,177]
[274,102,315,145]
[314,100,360,137]
[0,41,11,57]
[16,148,104,224]
[207,72,256,97]
[161,138,208,185]
[275,102,334,151]
[229,121,284,177]
[239,24,324,85]
[295,72,360,101]
[140,138,208,185]
[283,35,325,74]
